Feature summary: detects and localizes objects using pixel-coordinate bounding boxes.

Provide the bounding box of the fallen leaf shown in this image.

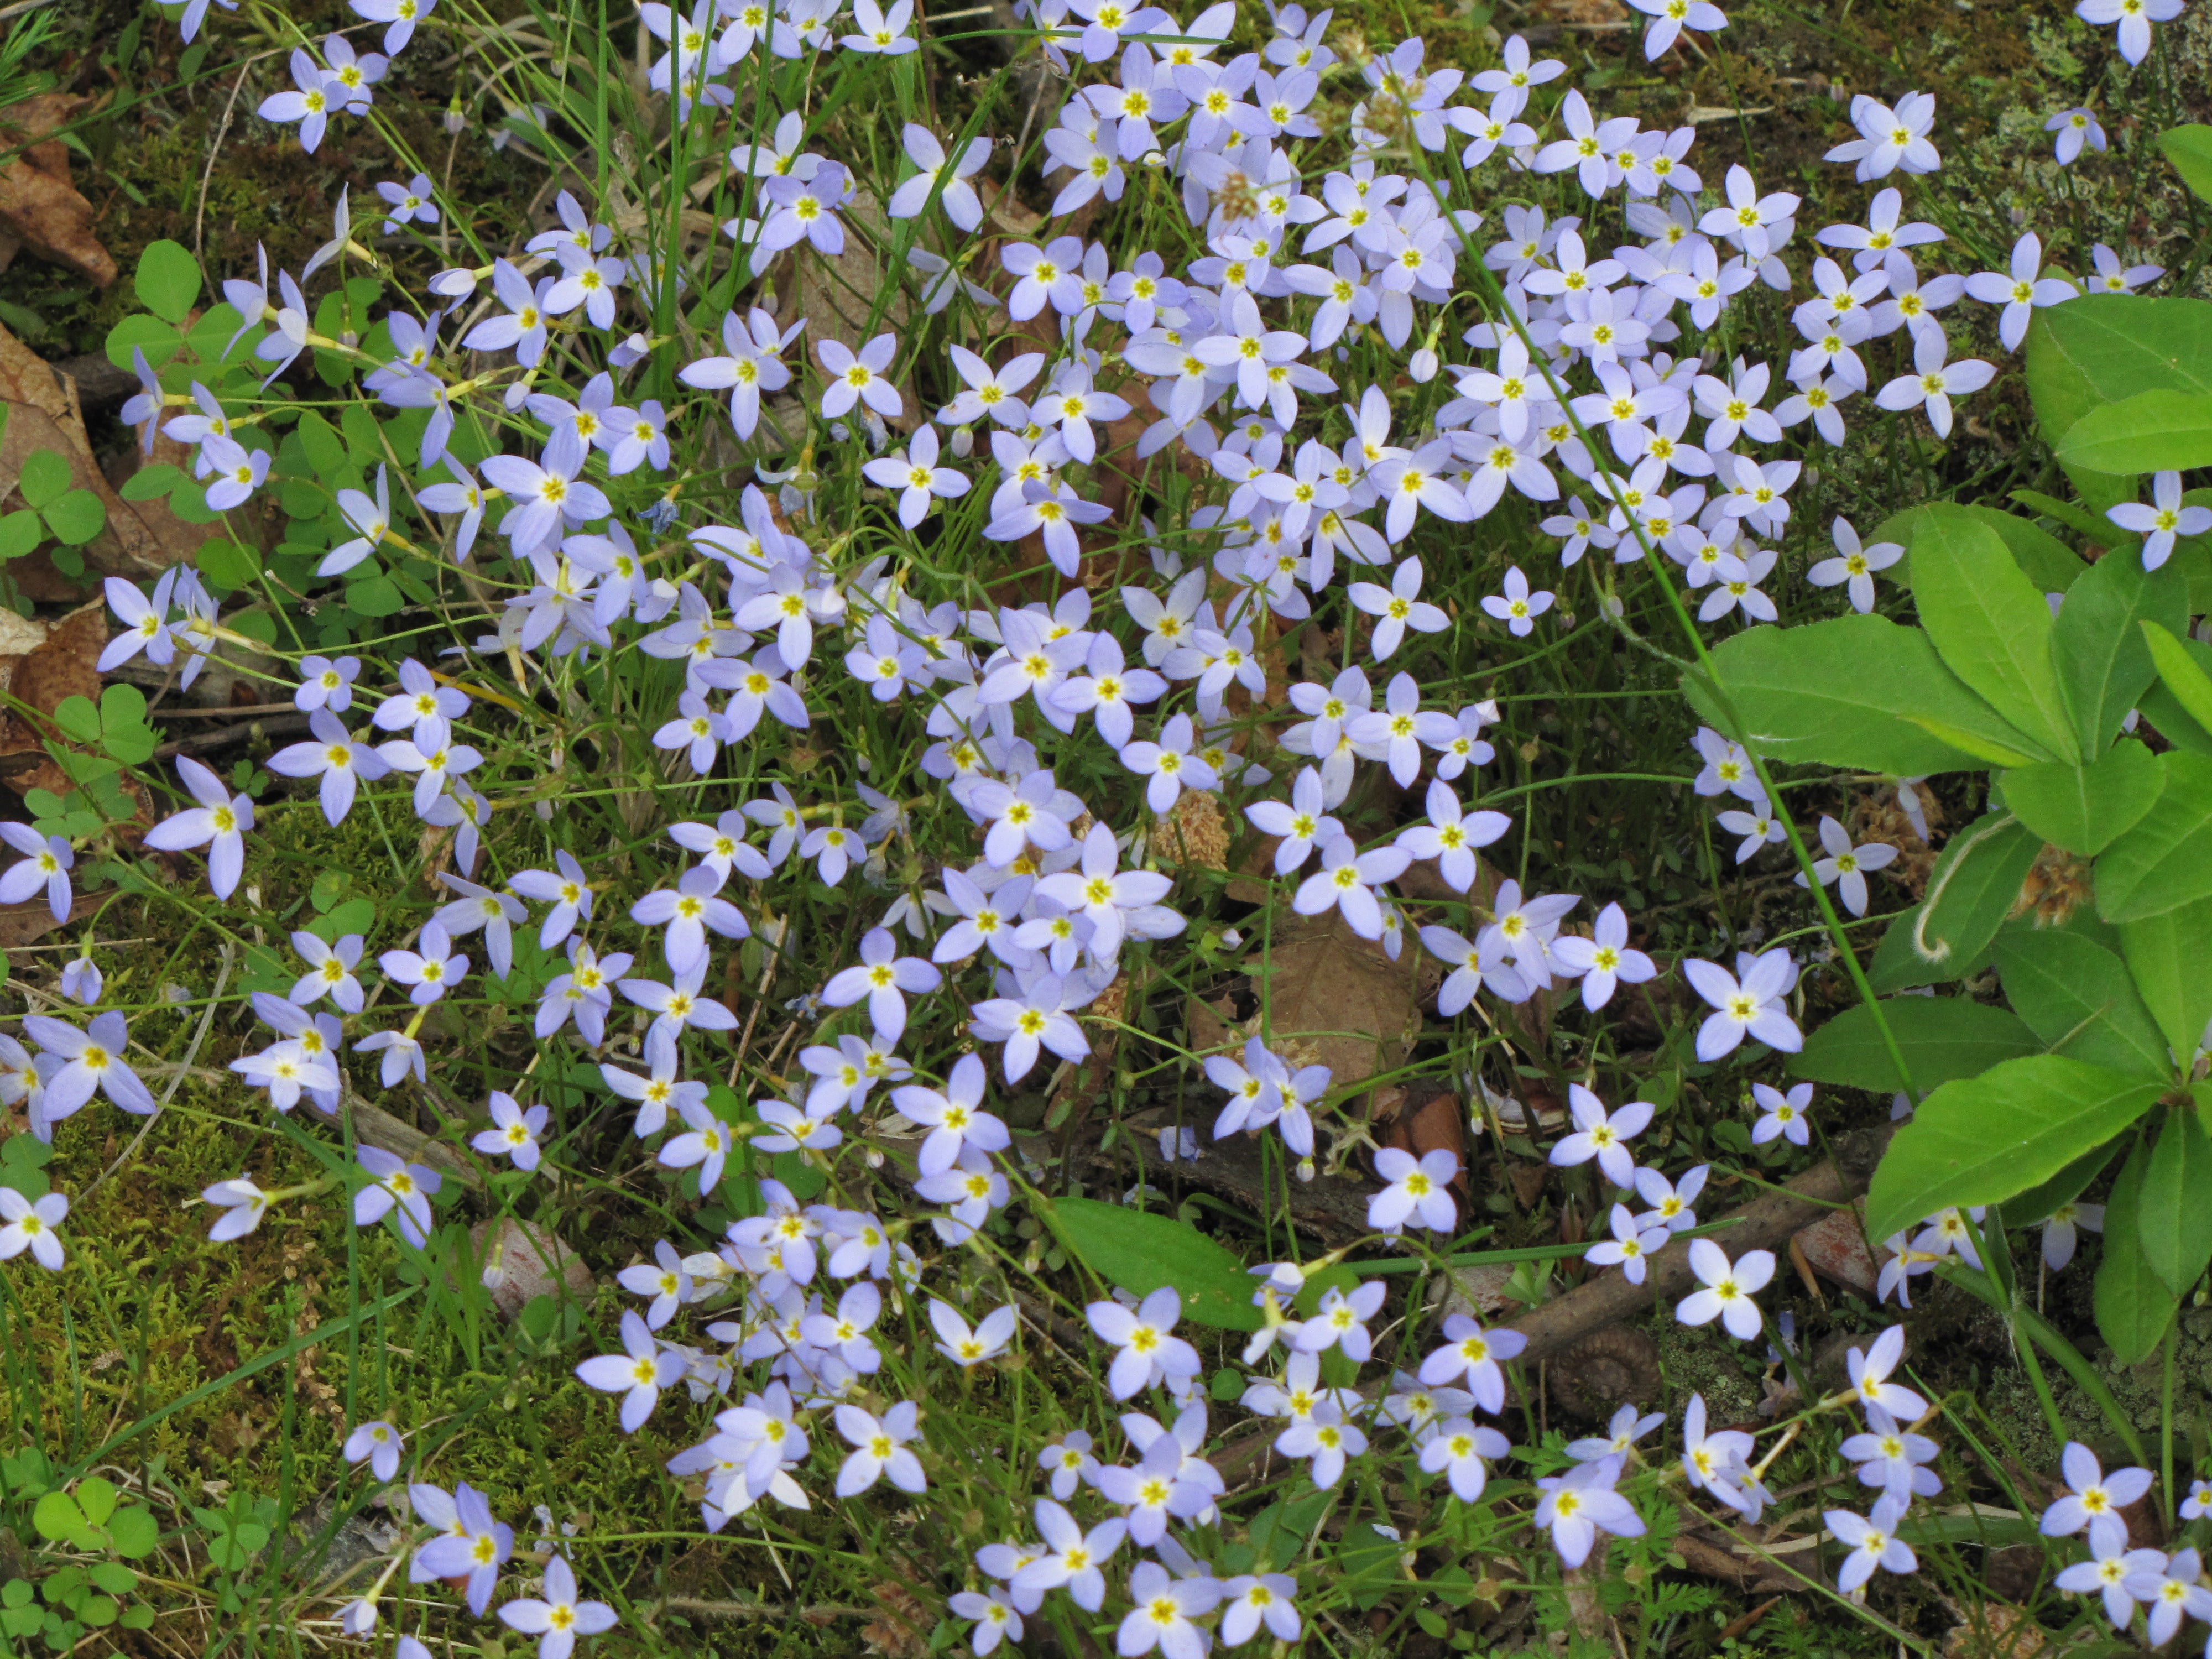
[0,597,102,797]
[1794,1201,1879,1297]
[0,319,210,583]
[0,885,100,950]
[0,96,116,288]
[1248,909,1425,1103]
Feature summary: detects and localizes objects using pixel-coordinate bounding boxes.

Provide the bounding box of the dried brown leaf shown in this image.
[1253,910,1424,1100]
[0,96,115,287]
[0,600,104,798]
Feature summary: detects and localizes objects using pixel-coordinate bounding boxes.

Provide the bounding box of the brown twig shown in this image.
[1497,1121,1898,1366]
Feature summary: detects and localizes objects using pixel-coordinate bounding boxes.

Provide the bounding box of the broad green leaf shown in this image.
[2052,550,2187,754]
[41,488,106,547]
[295,412,348,481]
[197,538,262,589]
[102,312,181,373]
[2001,1138,2124,1227]
[2000,742,2160,857]
[1791,995,2039,1094]
[1992,928,2171,1079]
[1873,502,2084,594]
[2142,621,2212,734]
[30,1491,87,1545]
[2056,390,2212,474]
[2160,124,2212,204]
[1902,717,2043,769]
[2138,1107,2212,1296]
[2027,297,2212,516]
[2095,752,2212,922]
[1910,507,2076,761]
[1043,1195,1260,1330]
[1869,812,2042,991]
[74,1476,116,1527]
[2094,1132,2178,1364]
[17,447,70,510]
[1688,614,2046,776]
[345,574,403,618]
[2117,900,2212,1060]
[2011,488,2115,546]
[1866,1054,2163,1243]
[0,510,41,560]
[118,463,184,503]
[133,239,202,325]
[50,695,101,747]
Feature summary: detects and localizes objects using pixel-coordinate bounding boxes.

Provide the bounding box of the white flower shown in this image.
[2075,0,2183,66]
[1369,1149,1460,1235]
[497,1554,618,1659]
[2108,471,2212,571]
[1828,1494,1918,1593]
[1626,0,1726,60]
[1750,1081,1812,1146]
[1874,327,1995,438]
[1844,1325,1928,1420]
[2041,1442,2153,1555]
[1794,814,1898,916]
[1684,950,1802,1059]
[1087,1287,1202,1400]
[1824,91,1940,181]
[1548,1084,1652,1188]
[929,1300,1018,1366]
[833,1401,926,1495]
[1585,1203,1667,1285]
[0,1189,67,1270]
[1533,1455,1646,1568]
[1963,232,2078,352]
[1480,565,1553,637]
[1675,1239,1775,1339]
[1806,518,1903,614]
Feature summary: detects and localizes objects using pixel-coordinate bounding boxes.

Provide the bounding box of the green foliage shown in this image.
[2093,752,2212,922]
[1866,1056,2164,1244]
[2056,389,2212,474]
[132,239,202,326]
[1868,813,2042,990]
[1909,508,2075,763]
[1992,928,2171,1078]
[2092,1133,2178,1365]
[1044,1195,1263,1330]
[2158,123,2212,204]
[2137,1105,2212,1298]
[1998,744,2159,857]
[2026,295,2212,513]
[1790,995,2040,1094]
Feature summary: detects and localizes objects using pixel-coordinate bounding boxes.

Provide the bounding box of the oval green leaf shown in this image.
[1865,1053,2164,1244]
[2056,389,2212,474]
[1043,1194,1261,1330]
[1791,995,2040,1095]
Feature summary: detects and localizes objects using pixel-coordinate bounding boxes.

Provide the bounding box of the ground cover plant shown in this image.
[0,0,2209,1654]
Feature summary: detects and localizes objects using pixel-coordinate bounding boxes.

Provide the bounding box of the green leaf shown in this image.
[2052,549,2188,755]
[73,1477,116,1527]
[2001,1139,2124,1228]
[295,411,348,481]
[118,463,183,503]
[30,1491,85,1545]
[1903,717,2044,770]
[0,509,41,560]
[2118,900,2212,1061]
[16,448,71,510]
[2094,1132,2179,1364]
[196,538,261,589]
[40,489,105,547]
[1873,502,2084,594]
[1910,506,2077,761]
[2000,742,2161,857]
[2057,390,2212,474]
[2138,1107,2212,1297]
[2159,124,2212,204]
[1043,1195,1261,1329]
[1791,996,2041,1094]
[1993,927,2172,1079]
[50,695,101,747]
[344,574,403,618]
[1865,1054,2164,1243]
[1688,614,2044,777]
[98,685,157,766]
[2027,296,2212,515]
[132,240,202,325]
[102,312,180,374]
[2011,488,2116,546]
[2095,752,2212,922]
[83,1564,133,1597]
[1869,812,2043,991]
[2142,621,2212,735]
